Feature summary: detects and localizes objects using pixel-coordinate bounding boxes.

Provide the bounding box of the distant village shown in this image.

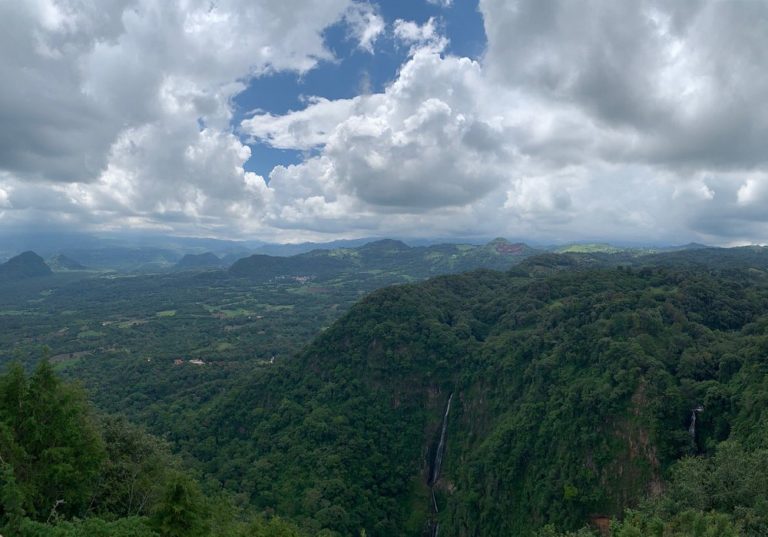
[173,356,275,366]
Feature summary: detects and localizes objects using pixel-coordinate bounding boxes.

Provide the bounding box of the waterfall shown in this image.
[426,393,453,537]
[688,409,696,438]
[689,405,703,440]
[430,393,453,486]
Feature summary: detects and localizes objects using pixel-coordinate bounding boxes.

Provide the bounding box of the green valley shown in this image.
[3,243,768,535]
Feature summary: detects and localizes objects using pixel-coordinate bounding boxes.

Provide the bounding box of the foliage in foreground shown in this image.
[0,359,308,537]
[539,440,768,536]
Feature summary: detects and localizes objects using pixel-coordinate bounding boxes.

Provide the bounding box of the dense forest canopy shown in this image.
[4,246,768,535]
[182,261,768,535]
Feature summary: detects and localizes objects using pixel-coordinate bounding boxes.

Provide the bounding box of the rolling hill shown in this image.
[228,238,541,281]
[173,252,226,271]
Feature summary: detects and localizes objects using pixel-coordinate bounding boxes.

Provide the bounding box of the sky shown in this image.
[1,0,768,245]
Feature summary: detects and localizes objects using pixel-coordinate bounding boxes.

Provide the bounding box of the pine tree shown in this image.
[0,359,105,520]
[24,360,104,519]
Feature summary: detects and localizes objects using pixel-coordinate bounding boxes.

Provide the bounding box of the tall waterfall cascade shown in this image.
[427,393,454,537]
[689,405,704,440]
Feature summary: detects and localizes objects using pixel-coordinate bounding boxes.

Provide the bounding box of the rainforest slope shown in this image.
[180,255,768,536]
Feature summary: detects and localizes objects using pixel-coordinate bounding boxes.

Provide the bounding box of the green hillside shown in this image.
[173,252,225,271]
[6,247,768,535]
[182,259,768,536]
[0,251,53,280]
[47,254,87,271]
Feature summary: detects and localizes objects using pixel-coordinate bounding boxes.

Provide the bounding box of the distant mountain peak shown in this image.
[48,254,86,270]
[174,252,224,270]
[229,238,538,281]
[487,238,532,255]
[677,242,709,250]
[359,239,410,251]
[0,251,53,280]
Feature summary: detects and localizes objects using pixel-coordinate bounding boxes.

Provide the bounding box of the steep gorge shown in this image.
[185,262,768,536]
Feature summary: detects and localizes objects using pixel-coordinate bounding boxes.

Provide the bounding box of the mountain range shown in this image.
[229,238,541,281]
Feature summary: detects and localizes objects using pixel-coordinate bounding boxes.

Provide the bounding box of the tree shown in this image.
[90,416,174,518]
[151,473,209,537]
[0,359,105,520]
[21,360,105,519]
[1,460,25,534]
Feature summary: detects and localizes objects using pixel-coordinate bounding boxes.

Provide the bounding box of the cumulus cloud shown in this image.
[250,44,508,235]
[472,0,768,242]
[0,0,353,233]
[737,173,768,207]
[0,184,10,209]
[3,0,768,244]
[74,125,271,225]
[235,1,768,243]
[393,18,447,52]
[480,0,768,170]
[344,2,386,53]
[242,97,357,150]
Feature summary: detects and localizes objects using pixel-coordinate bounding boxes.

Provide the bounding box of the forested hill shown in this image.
[0,251,52,280]
[182,259,768,536]
[47,254,87,271]
[173,252,225,271]
[228,238,540,280]
[7,247,768,535]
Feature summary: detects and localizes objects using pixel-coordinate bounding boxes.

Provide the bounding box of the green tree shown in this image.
[90,416,175,518]
[21,360,105,518]
[151,473,209,537]
[0,360,105,520]
[1,460,25,534]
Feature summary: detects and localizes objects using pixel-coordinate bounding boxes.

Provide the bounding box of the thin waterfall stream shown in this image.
[689,405,704,448]
[427,393,453,537]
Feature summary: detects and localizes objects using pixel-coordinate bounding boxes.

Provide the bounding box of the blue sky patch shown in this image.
[234,0,486,178]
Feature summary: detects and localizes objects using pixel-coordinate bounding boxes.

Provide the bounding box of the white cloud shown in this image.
[737,173,768,207]
[234,1,768,244]
[4,0,768,244]
[0,185,10,209]
[242,97,357,150]
[0,0,353,235]
[344,2,385,53]
[393,17,447,52]
[479,0,768,170]
[255,46,507,230]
